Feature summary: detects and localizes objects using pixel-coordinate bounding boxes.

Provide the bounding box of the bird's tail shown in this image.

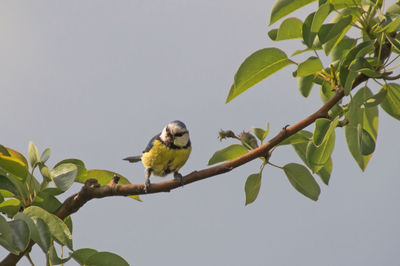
[123,155,142,163]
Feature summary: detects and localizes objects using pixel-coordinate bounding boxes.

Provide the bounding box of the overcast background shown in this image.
[1,1,400,265]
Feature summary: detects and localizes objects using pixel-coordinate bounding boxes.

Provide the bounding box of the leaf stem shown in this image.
[372,78,384,86]
[267,161,283,170]
[385,54,400,67]
[25,253,35,266]
[288,58,299,65]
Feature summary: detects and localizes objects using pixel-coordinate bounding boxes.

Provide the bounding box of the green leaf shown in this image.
[77,170,126,186]
[297,57,323,77]
[338,6,363,17]
[9,219,30,251]
[303,12,318,48]
[270,17,303,40]
[297,75,314,97]
[361,87,387,108]
[379,16,400,33]
[348,57,380,78]
[33,192,62,213]
[323,12,358,55]
[283,163,321,201]
[28,141,40,168]
[0,175,19,196]
[386,35,400,53]
[386,2,400,17]
[339,40,373,83]
[0,199,21,217]
[41,187,65,196]
[27,172,41,198]
[0,190,15,198]
[54,158,87,179]
[77,170,141,201]
[331,37,357,62]
[14,213,51,253]
[306,129,335,173]
[340,41,374,68]
[71,248,98,265]
[24,206,73,250]
[316,157,332,185]
[227,48,292,103]
[85,251,129,266]
[208,144,249,165]
[64,216,73,234]
[313,118,331,146]
[6,147,29,168]
[318,16,352,44]
[345,87,378,171]
[51,163,78,191]
[280,130,312,145]
[358,68,381,78]
[0,167,35,204]
[268,29,278,41]
[292,48,314,56]
[251,128,266,142]
[318,79,332,94]
[311,3,332,32]
[0,214,17,254]
[0,145,11,157]
[264,123,270,140]
[313,116,339,146]
[244,173,262,205]
[251,123,269,142]
[343,70,358,95]
[270,0,316,25]
[40,148,51,164]
[48,243,71,264]
[318,23,333,43]
[330,0,360,9]
[0,155,29,182]
[357,124,375,155]
[39,164,52,182]
[380,83,400,120]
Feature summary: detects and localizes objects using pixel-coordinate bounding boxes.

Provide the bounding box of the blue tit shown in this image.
[123,120,192,192]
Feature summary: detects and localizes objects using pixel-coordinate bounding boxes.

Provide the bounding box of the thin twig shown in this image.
[0,42,387,266]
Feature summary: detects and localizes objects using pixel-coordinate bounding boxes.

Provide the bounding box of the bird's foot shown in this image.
[144,177,151,193]
[174,172,184,187]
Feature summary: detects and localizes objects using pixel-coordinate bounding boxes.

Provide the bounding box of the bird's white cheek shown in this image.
[174,135,189,147]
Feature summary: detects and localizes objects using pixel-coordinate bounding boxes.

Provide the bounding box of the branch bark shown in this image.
[0,73,372,265]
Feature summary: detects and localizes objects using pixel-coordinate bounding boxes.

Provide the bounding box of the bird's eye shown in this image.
[174,131,187,137]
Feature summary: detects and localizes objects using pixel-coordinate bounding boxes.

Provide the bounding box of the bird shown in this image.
[123,120,191,192]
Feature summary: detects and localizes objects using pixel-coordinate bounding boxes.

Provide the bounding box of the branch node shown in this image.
[281,125,289,136]
[111,175,120,185]
[84,178,100,189]
[73,193,79,201]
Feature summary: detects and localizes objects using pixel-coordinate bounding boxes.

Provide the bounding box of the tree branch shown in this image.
[47,75,373,220]
[0,66,379,266]
[0,79,369,266]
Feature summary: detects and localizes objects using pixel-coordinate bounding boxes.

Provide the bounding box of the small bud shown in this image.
[239,131,258,149]
[218,130,236,141]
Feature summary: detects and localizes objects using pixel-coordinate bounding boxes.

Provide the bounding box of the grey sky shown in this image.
[1,1,400,265]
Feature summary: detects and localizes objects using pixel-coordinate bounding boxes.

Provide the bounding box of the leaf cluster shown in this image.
[0,142,135,265]
[212,0,400,204]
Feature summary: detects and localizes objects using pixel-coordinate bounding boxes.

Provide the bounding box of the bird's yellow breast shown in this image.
[141,139,191,177]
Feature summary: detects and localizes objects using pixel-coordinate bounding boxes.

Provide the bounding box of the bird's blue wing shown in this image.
[143,133,161,153]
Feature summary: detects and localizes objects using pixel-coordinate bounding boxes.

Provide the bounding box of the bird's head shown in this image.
[160,120,190,147]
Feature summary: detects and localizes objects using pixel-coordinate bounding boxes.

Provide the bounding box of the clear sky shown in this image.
[1,1,400,265]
